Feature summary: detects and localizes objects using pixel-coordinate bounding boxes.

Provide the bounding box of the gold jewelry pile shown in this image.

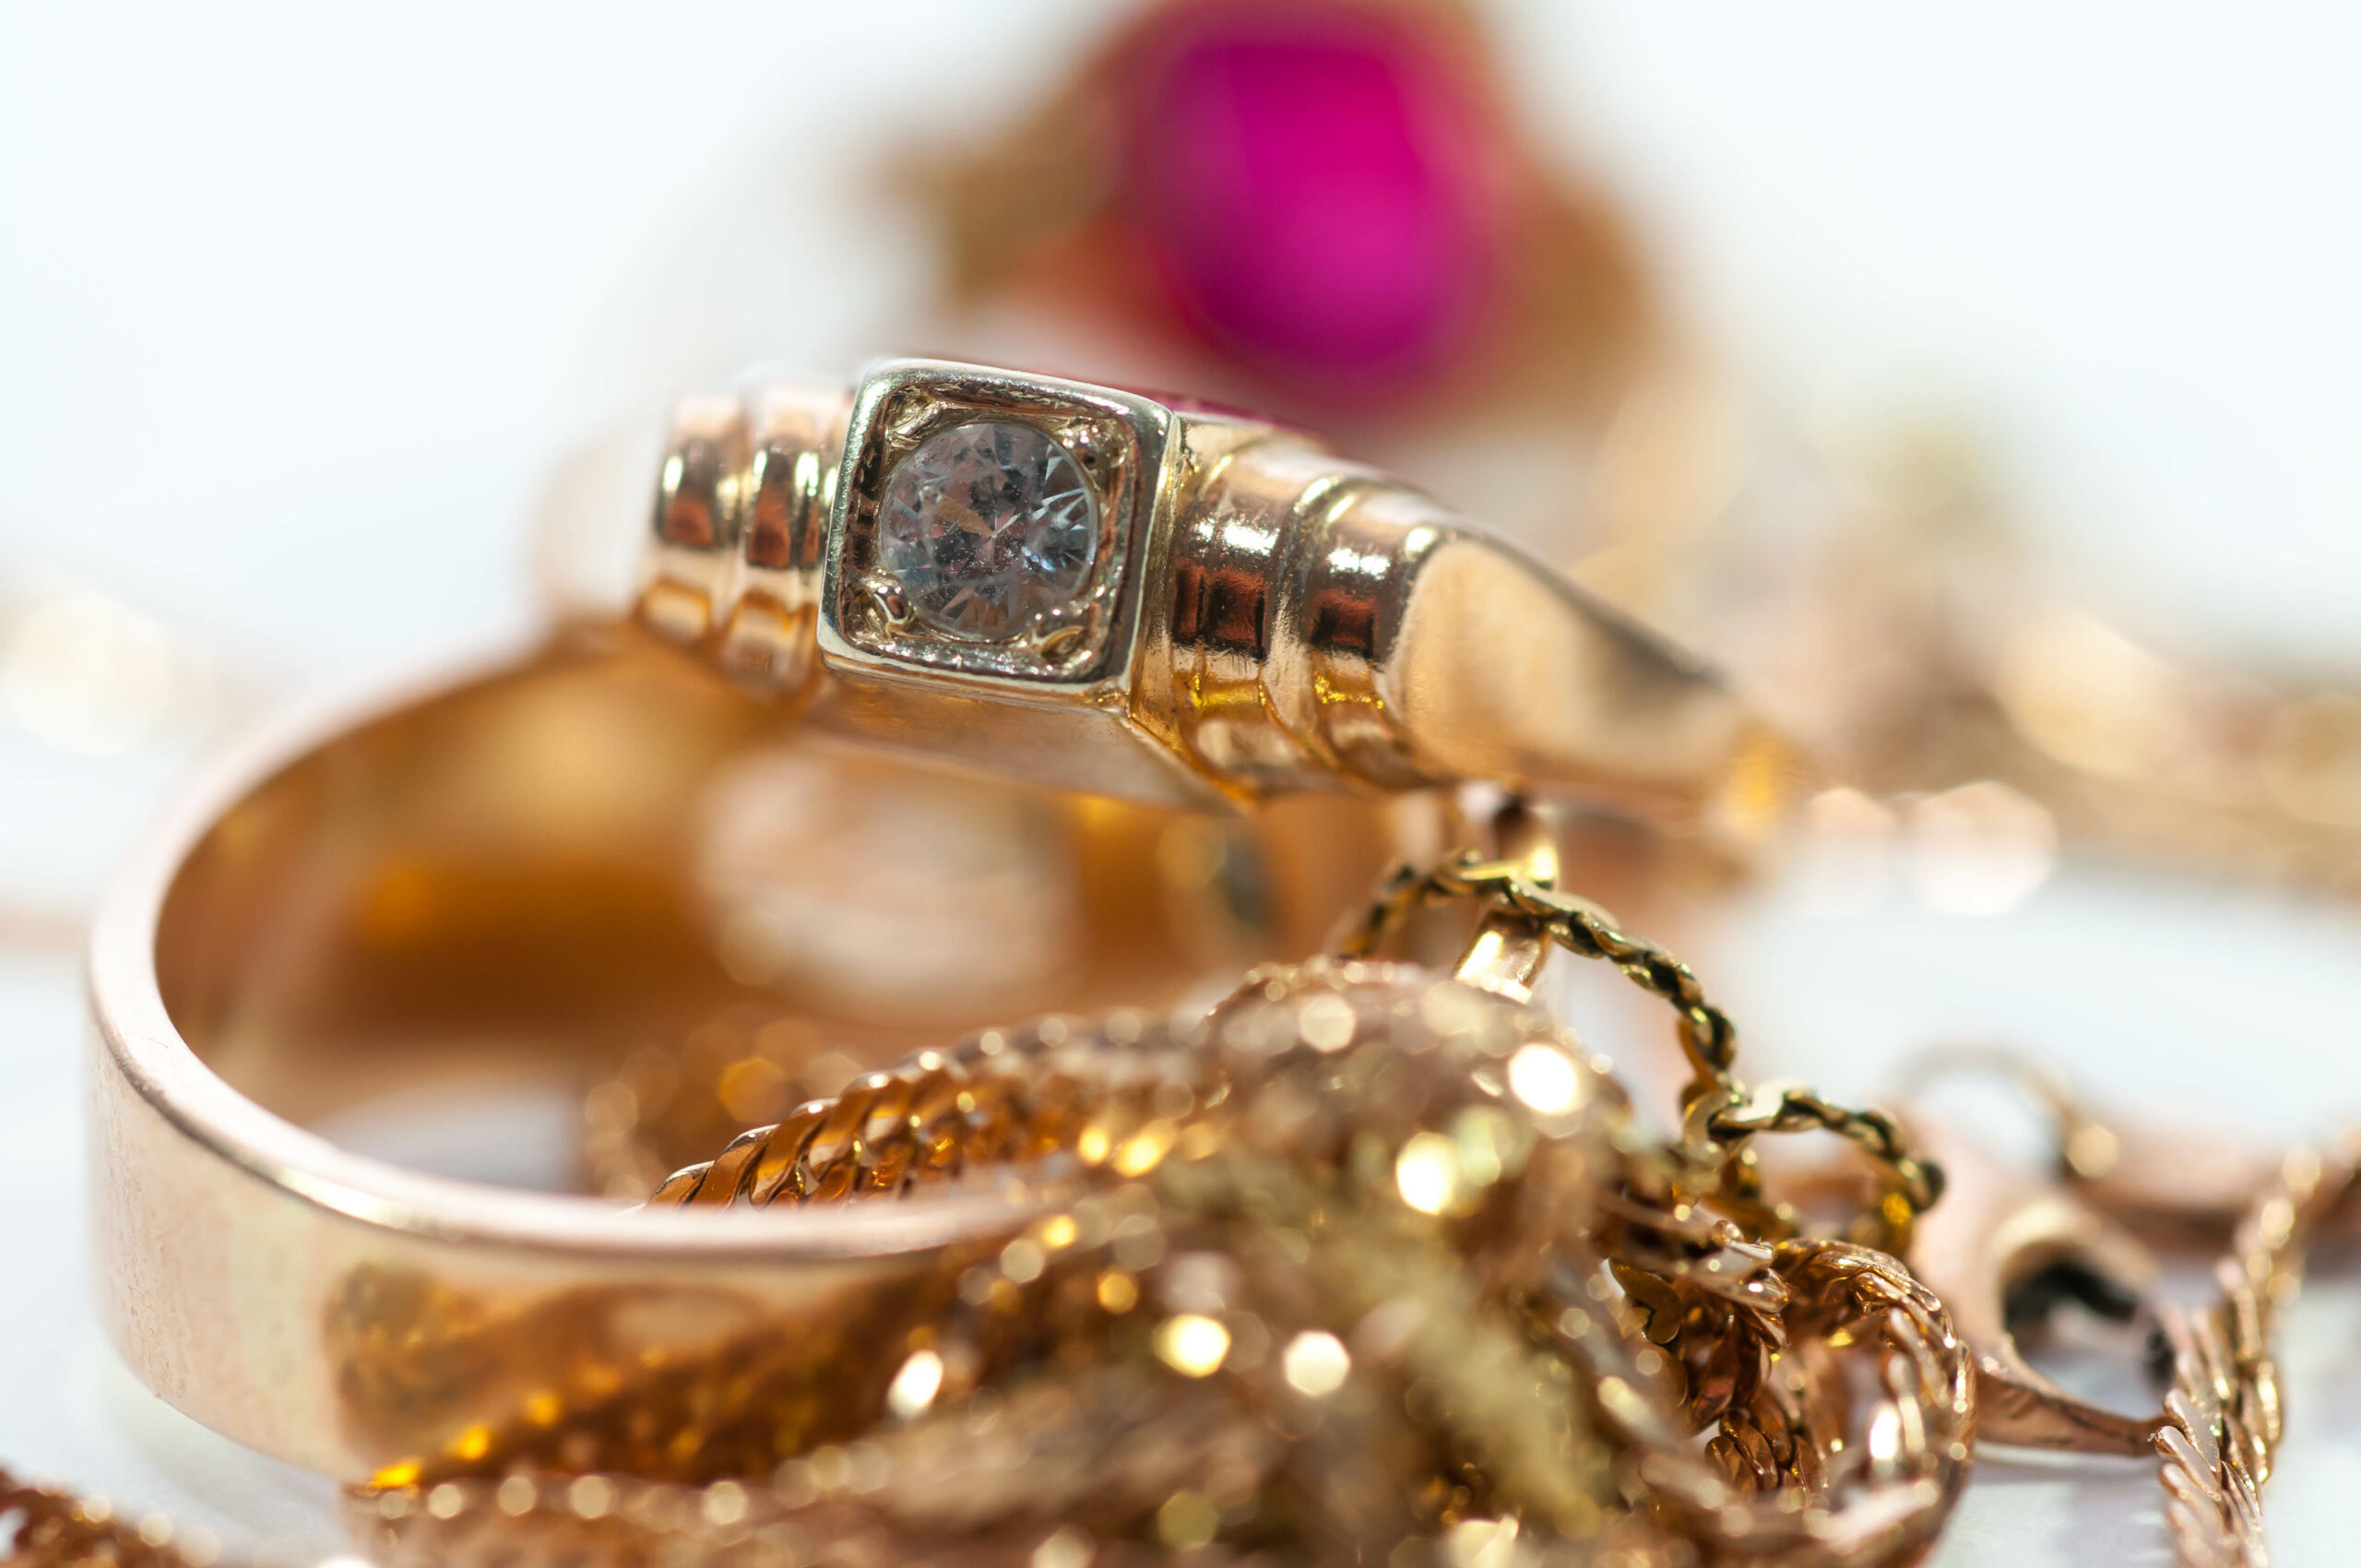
[357,854,1972,1568]
[9,841,2352,1568]
[15,371,2359,1568]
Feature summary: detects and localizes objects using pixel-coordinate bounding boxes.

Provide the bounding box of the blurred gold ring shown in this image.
[640,358,1807,841]
[87,633,1401,1480]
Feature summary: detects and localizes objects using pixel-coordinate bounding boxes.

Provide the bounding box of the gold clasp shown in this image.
[1895,1048,2280,1455]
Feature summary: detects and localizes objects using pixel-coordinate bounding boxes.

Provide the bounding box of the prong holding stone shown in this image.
[860,575,916,632]
[1034,619,1097,671]
[884,393,936,446]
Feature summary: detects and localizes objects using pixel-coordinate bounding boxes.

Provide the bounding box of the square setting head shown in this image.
[819,360,1178,698]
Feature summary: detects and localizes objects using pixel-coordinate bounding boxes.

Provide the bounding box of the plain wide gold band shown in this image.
[88,628,1405,1480]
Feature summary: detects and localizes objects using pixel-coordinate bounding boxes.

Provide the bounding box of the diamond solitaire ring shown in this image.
[640,359,1804,839]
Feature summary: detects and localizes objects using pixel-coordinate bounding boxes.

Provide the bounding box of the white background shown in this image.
[3,4,2357,1562]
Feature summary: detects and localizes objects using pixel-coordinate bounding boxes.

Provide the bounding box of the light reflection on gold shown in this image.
[1155,1491,1219,1550]
[1280,1330,1351,1397]
[320,958,1966,1566]
[885,1350,944,1420]
[565,1475,612,1519]
[1030,1524,1094,1568]
[1095,1269,1139,1314]
[1294,991,1358,1051]
[1394,1131,1466,1216]
[1507,1043,1584,1117]
[1152,1315,1230,1379]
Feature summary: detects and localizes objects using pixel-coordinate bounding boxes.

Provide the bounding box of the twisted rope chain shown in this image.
[2156,1134,2360,1568]
[493,958,1969,1568]
[1341,851,1945,1244]
[645,1018,1202,1212]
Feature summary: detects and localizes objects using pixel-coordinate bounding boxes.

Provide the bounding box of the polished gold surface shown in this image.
[89,625,1403,1481]
[1903,1116,2163,1455]
[639,359,1809,845]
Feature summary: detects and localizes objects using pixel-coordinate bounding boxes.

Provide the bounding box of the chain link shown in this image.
[2157,1134,2360,1568]
[1341,849,1945,1246]
[1343,854,1738,1080]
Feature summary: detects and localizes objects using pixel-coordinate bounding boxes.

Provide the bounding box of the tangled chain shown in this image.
[2156,1134,2360,1568]
[1343,853,1945,1246]
[331,945,1972,1568]
[3,875,1973,1568]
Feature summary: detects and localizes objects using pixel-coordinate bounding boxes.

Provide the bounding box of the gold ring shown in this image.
[639,358,1805,841]
[88,633,1407,1479]
[89,362,1798,1486]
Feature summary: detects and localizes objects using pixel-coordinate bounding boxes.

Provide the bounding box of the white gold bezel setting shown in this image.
[820,360,1177,699]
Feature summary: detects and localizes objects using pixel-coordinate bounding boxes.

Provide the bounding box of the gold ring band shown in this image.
[88,634,1399,1479]
[639,359,1806,841]
[87,644,1005,1479]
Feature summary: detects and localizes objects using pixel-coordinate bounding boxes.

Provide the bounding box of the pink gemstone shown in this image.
[1118,0,1507,401]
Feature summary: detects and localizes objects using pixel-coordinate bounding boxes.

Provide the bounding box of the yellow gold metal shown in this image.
[49,257,2353,1568]
[2155,1134,2358,1568]
[1904,1115,2164,1455]
[377,960,1681,1558]
[1338,843,1943,1252]
[356,943,1969,1565]
[639,358,1810,844]
[85,627,1402,1481]
[87,720,1960,1566]
[1450,797,1562,1000]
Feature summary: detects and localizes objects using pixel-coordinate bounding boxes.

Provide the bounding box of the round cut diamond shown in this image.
[876,421,1100,642]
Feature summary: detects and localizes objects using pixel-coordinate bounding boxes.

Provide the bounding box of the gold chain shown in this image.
[1341,850,1945,1247]
[1342,855,1739,1081]
[587,868,1969,1566]
[2156,1134,2360,1568]
[7,858,1969,1567]
[1903,1046,2357,1568]
[343,956,1969,1567]
[645,1022,1204,1211]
